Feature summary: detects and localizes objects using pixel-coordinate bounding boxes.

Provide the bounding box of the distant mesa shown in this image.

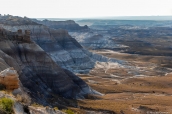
[32,19,89,31]
[0,14,39,25]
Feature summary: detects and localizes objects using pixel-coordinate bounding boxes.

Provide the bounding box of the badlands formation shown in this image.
[0,16,124,74]
[0,15,172,114]
[0,15,103,113]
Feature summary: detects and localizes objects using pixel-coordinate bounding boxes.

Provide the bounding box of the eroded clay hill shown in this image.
[0,28,99,107]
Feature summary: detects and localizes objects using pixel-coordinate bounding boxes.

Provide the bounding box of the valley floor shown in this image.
[76,50,172,114]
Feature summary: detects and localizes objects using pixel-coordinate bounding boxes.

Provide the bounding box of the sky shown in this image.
[0,0,172,18]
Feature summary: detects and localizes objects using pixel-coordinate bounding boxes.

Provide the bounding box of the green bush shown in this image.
[63,109,75,114]
[0,98,14,114]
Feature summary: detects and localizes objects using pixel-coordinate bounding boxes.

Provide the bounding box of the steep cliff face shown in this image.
[0,29,99,107]
[32,19,89,31]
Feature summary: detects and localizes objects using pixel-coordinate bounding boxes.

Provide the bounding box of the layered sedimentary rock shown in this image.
[32,19,89,31]
[0,67,19,90]
[0,24,123,73]
[70,32,128,50]
[0,15,124,74]
[0,28,100,107]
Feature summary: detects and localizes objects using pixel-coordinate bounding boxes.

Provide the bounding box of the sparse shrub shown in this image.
[0,97,14,114]
[16,94,22,102]
[62,109,75,114]
[31,102,43,107]
[17,93,31,104]
[54,107,58,110]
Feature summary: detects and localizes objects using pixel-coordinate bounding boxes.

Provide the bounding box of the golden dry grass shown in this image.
[76,50,172,114]
[77,73,172,114]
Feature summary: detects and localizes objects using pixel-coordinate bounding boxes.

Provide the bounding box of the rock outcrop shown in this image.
[28,106,66,114]
[0,67,19,90]
[32,19,89,31]
[14,102,65,114]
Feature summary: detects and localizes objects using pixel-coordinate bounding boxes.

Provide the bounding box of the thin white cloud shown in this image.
[0,0,172,18]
